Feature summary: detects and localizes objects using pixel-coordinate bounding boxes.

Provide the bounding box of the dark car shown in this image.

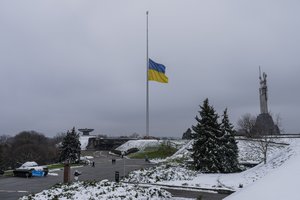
[13,161,48,177]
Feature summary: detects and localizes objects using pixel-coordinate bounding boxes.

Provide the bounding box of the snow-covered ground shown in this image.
[224,139,300,200]
[160,140,295,191]
[124,138,300,194]
[237,139,287,164]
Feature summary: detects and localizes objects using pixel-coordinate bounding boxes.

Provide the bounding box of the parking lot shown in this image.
[0,151,154,200]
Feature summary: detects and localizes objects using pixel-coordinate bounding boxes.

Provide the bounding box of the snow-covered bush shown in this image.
[123,164,197,183]
[20,180,172,200]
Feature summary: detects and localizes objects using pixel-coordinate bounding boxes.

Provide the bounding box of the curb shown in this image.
[123,182,235,194]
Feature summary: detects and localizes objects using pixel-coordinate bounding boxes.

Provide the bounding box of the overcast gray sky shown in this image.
[1,0,300,137]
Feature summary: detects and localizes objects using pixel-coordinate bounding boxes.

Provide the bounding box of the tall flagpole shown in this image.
[146,11,149,137]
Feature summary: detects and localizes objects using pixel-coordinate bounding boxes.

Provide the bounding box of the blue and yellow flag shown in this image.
[148,59,168,83]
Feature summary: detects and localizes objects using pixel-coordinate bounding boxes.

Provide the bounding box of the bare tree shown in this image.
[248,136,274,164]
[237,113,275,164]
[52,132,67,145]
[236,113,256,137]
[248,125,280,164]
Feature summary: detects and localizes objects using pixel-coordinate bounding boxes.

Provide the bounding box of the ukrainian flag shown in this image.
[148,59,168,83]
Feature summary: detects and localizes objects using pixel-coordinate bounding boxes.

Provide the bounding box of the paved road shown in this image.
[0,152,154,200]
[0,152,229,200]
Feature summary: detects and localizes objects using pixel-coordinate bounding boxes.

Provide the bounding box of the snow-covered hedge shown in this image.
[20,180,172,200]
[123,164,197,183]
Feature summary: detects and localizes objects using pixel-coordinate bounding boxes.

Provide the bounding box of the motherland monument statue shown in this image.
[259,71,268,114]
[253,67,280,135]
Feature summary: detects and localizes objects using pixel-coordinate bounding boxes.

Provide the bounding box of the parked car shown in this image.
[13,161,48,177]
[79,156,92,165]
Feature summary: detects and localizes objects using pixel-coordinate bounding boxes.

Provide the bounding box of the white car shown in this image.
[80,156,94,165]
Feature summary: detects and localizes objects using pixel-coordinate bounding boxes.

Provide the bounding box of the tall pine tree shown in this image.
[59,127,81,163]
[219,108,239,173]
[192,99,222,173]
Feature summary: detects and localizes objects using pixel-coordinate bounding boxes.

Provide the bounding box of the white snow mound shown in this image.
[116,139,162,152]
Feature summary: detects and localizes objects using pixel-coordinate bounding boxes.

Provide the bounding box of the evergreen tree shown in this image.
[192,99,222,173]
[219,108,239,172]
[59,127,81,163]
[182,128,192,139]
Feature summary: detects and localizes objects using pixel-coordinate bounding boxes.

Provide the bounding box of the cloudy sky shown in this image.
[1,0,300,137]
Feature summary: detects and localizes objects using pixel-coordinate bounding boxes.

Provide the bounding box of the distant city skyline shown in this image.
[1,1,300,137]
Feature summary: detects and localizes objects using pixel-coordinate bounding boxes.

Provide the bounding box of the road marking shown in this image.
[0,190,29,193]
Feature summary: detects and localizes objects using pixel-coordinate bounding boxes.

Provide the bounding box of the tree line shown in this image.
[0,131,60,170]
[0,128,82,171]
